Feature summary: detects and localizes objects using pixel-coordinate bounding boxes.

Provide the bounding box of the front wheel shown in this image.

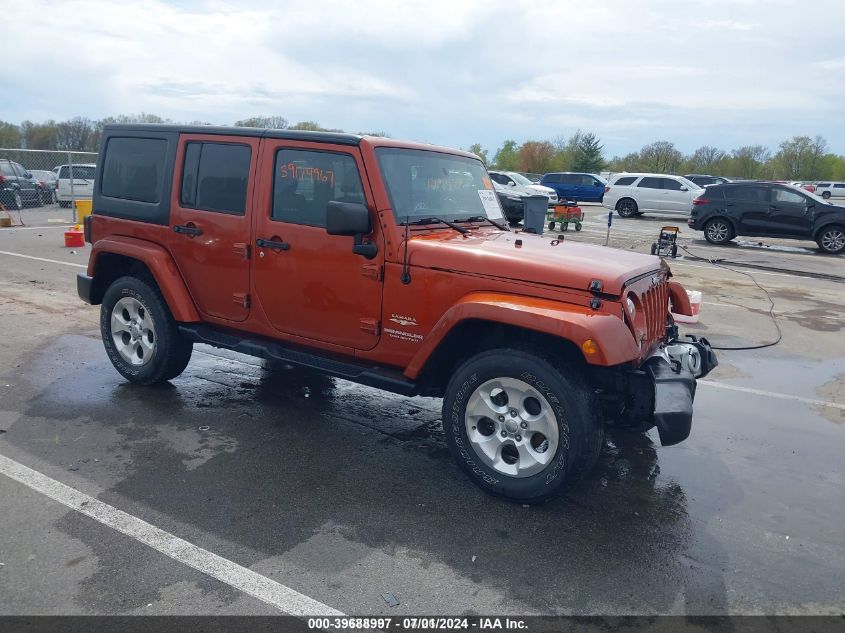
[817,225,845,255]
[442,348,603,503]
[704,218,734,244]
[101,275,193,385]
[616,198,638,218]
[822,191,831,200]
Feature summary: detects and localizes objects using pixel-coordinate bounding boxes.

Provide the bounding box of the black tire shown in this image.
[822,191,831,200]
[671,244,678,258]
[704,217,734,244]
[442,348,603,503]
[9,190,22,211]
[616,198,638,218]
[574,223,582,231]
[101,275,193,385]
[816,225,845,255]
[548,221,555,230]
[650,243,657,255]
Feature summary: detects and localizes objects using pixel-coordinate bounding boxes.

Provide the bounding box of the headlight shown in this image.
[626,295,636,319]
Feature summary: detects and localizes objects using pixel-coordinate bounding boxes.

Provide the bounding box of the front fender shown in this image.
[88,236,200,322]
[404,292,640,379]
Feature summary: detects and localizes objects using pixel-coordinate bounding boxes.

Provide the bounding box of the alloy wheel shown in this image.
[820,228,845,253]
[110,296,156,366]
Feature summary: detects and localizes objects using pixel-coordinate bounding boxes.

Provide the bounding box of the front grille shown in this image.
[635,274,670,354]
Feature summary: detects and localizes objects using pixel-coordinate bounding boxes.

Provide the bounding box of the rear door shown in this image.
[767,186,814,237]
[252,141,384,350]
[168,134,258,322]
[726,186,772,235]
[635,176,663,211]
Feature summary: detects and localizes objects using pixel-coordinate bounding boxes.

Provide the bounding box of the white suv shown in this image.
[814,182,845,200]
[603,173,705,218]
[56,163,97,207]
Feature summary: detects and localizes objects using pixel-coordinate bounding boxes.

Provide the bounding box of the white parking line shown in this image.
[0,250,87,269]
[699,380,845,410]
[0,453,344,616]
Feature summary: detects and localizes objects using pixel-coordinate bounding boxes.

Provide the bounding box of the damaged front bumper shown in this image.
[622,335,718,446]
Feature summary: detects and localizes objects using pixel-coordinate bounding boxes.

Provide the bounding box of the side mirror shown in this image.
[680,186,688,192]
[507,181,515,187]
[326,201,371,236]
[326,201,377,259]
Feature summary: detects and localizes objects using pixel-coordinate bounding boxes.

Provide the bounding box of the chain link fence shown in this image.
[0,148,98,224]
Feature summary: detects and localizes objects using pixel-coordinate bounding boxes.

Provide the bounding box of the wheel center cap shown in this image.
[505,419,519,434]
[129,323,142,339]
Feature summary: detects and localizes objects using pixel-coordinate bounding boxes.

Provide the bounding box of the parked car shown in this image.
[30,169,58,204]
[56,163,97,207]
[603,173,705,218]
[77,123,715,502]
[688,182,845,254]
[488,170,558,205]
[683,174,730,188]
[492,180,527,225]
[813,182,845,199]
[519,172,542,183]
[788,181,816,193]
[0,159,42,209]
[540,172,606,202]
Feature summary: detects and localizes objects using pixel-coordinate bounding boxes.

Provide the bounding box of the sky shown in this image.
[4,0,845,157]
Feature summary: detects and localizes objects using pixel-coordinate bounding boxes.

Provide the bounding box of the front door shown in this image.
[252,141,383,351]
[767,187,814,237]
[168,135,257,322]
[659,177,690,214]
[635,176,663,211]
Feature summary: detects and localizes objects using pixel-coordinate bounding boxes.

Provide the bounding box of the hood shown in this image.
[407,229,662,295]
[526,184,555,195]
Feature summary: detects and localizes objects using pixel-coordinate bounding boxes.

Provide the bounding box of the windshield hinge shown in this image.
[362,263,383,281]
[359,318,380,335]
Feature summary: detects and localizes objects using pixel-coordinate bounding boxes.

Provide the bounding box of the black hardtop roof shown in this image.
[102,124,363,146]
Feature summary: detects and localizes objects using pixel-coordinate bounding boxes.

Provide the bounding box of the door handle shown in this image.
[173,223,203,237]
[256,237,290,251]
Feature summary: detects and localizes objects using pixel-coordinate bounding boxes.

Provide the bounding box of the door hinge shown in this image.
[361,263,383,281]
[359,318,380,335]
[233,242,250,260]
[233,293,250,309]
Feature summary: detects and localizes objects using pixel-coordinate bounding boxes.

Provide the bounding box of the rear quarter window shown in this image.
[612,176,636,186]
[101,137,167,203]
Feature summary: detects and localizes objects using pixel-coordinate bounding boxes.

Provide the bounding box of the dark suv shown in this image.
[0,159,41,210]
[688,182,845,254]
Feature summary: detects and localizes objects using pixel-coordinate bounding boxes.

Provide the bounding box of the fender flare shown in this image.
[88,236,200,322]
[404,292,640,379]
[668,280,693,316]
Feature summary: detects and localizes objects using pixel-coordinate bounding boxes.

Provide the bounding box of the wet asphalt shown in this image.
[0,208,844,615]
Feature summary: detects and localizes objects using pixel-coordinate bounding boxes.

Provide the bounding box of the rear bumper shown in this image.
[629,336,718,446]
[77,273,94,304]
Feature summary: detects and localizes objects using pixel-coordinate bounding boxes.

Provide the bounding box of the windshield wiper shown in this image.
[401,217,468,234]
[459,215,509,231]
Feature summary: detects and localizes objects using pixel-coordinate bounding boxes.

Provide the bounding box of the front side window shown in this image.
[180,142,251,215]
[376,147,500,222]
[101,137,166,203]
[638,177,662,189]
[774,188,805,204]
[272,149,364,227]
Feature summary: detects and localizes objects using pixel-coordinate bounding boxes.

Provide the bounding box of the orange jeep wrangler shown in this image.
[78,124,716,502]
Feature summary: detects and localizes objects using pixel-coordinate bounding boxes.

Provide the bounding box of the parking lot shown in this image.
[0,204,843,616]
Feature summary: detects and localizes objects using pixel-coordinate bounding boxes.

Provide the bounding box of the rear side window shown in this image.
[638,177,662,189]
[661,178,683,191]
[724,186,769,202]
[817,183,831,188]
[272,149,364,227]
[561,174,580,185]
[0,161,14,177]
[613,176,636,186]
[180,142,251,215]
[101,138,167,203]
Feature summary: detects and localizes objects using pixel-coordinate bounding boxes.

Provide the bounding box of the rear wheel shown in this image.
[442,348,603,503]
[704,218,734,244]
[101,275,193,385]
[817,225,845,254]
[9,190,22,210]
[616,198,638,218]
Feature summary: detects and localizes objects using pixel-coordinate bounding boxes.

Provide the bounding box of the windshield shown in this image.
[507,172,534,186]
[376,148,503,222]
[795,185,827,204]
[678,176,703,190]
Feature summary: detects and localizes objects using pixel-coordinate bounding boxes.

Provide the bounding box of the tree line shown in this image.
[0,114,388,153]
[471,132,845,182]
[3,114,842,181]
